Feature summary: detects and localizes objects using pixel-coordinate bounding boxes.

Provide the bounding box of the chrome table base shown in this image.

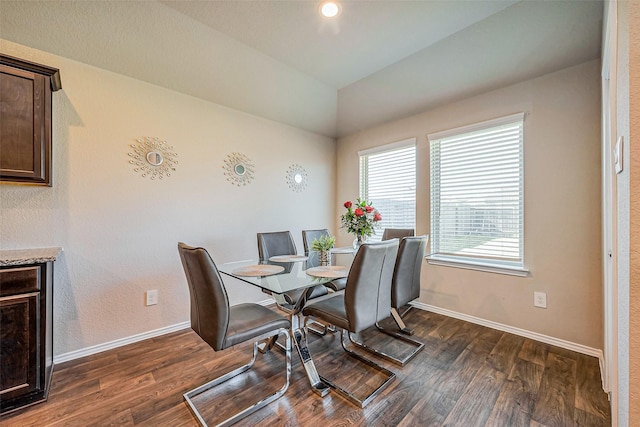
[291,313,331,397]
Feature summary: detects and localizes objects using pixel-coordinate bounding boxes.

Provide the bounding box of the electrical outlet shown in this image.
[146,290,158,306]
[533,291,547,309]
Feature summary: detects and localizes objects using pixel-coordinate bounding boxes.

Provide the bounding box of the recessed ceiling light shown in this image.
[319,1,341,18]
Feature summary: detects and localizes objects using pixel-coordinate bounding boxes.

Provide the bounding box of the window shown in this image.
[359,138,416,241]
[428,113,527,276]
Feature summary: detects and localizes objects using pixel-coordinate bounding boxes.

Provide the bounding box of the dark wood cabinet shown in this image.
[0,262,54,414]
[0,55,62,186]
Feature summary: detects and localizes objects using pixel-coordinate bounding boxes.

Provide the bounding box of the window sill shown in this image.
[425,255,529,277]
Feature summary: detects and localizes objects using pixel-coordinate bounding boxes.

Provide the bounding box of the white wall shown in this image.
[619,0,640,424]
[0,40,336,357]
[614,0,630,424]
[337,60,603,349]
[630,0,640,416]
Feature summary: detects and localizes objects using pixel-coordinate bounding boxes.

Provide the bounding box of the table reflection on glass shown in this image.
[218,257,337,397]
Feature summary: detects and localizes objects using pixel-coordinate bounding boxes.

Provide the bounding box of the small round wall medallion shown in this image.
[223,152,255,186]
[128,137,178,180]
[286,164,308,192]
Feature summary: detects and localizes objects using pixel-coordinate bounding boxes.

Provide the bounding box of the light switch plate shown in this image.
[534,291,547,309]
[146,289,158,306]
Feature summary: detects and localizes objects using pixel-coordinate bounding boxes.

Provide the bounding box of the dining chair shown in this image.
[301,239,399,408]
[257,231,329,306]
[177,242,291,427]
[301,228,330,254]
[381,228,415,241]
[348,235,428,366]
[257,231,331,337]
[257,230,298,261]
[302,228,346,291]
[389,235,429,334]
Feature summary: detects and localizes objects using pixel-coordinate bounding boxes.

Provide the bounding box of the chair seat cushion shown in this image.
[302,294,349,330]
[326,278,347,292]
[283,284,328,305]
[224,303,290,348]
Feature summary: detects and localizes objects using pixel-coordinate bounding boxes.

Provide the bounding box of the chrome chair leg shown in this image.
[301,315,335,338]
[184,328,291,427]
[307,321,330,336]
[311,328,396,408]
[390,307,414,335]
[349,326,424,367]
[257,335,279,354]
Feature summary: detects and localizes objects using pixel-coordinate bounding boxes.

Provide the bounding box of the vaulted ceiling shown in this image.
[0,0,603,138]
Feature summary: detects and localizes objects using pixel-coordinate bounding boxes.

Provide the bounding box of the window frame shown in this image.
[426,113,529,277]
[358,138,417,242]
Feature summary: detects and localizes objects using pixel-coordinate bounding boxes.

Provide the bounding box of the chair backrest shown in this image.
[344,239,399,333]
[382,228,415,241]
[391,235,429,309]
[301,229,330,254]
[178,242,230,351]
[257,231,297,260]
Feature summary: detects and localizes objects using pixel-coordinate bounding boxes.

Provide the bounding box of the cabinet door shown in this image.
[0,293,39,400]
[0,64,50,184]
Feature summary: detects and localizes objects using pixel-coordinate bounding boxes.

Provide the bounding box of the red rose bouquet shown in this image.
[340,198,382,239]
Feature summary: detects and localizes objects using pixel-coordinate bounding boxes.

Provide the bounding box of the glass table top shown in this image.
[218,256,334,294]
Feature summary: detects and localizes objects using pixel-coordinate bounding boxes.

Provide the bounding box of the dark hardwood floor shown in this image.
[1,309,611,426]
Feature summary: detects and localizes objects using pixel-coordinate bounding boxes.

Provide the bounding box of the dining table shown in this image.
[217,251,352,397]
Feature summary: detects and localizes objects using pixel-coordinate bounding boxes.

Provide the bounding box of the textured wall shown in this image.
[627,0,640,424]
[337,60,603,349]
[0,40,336,357]
[615,1,631,424]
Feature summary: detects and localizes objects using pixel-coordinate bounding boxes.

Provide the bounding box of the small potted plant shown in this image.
[311,235,336,266]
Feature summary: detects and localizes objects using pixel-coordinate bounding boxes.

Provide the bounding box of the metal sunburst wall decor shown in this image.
[286,164,308,192]
[223,152,255,186]
[128,137,178,180]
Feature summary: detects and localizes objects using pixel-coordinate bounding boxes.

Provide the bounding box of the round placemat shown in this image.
[306,266,349,279]
[268,255,309,262]
[232,264,285,277]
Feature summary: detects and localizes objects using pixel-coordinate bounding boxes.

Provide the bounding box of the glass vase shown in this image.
[353,235,367,252]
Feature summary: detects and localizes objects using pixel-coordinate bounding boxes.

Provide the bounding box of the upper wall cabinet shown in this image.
[0,55,62,186]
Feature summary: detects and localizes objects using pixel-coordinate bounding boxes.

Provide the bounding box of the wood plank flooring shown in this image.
[1,309,611,426]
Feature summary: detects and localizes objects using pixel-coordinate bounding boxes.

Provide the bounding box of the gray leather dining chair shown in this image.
[257,231,332,338]
[178,242,291,427]
[301,239,399,408]
[257,231,329,306]
[348,235,428,366]
[301,228,330,254]
[302,228,346,291]
[389,235,429,334]
[257,230,298,261]
[382,228,415,241]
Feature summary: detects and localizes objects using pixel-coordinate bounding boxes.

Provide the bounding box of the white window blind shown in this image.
[359,140,416,241]
[429,113,524,269]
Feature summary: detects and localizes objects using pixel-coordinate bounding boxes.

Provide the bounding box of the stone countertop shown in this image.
[0,247,63,267]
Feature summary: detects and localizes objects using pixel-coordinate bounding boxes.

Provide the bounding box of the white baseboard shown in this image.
[411,302,605,363]
[53,298,274,364]
[53,321,191,364]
